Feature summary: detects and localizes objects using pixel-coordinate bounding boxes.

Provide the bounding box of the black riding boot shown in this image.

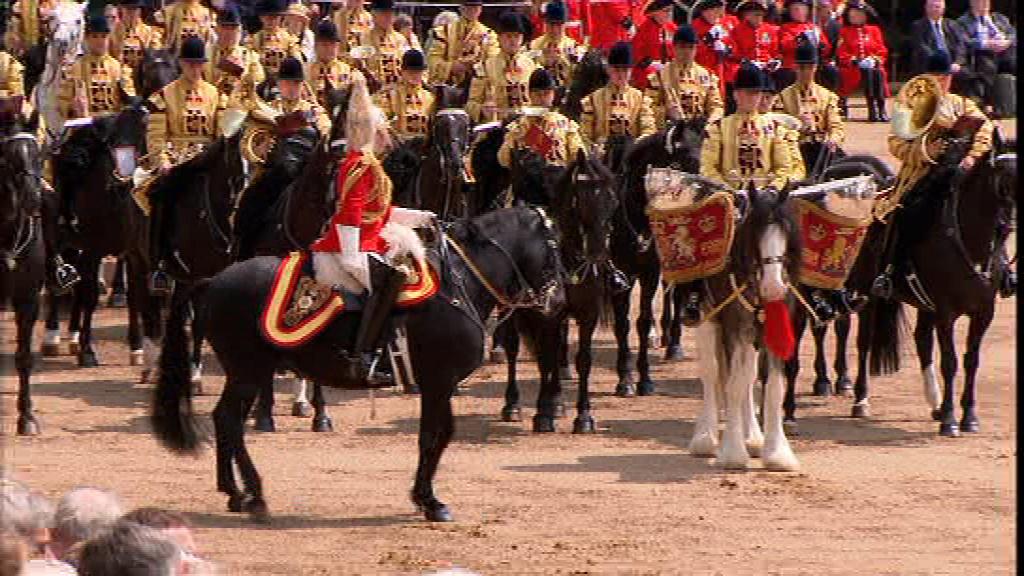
[342,260,406,387]
[41,187,79,294]
[604,261,631,294]
[871,224,900,299]
[680,280,704,327]
[874,95,889,122]
[148,202,172,295]
[838,96,848,119]
[998,249,1016,298]
[809,289,836,323]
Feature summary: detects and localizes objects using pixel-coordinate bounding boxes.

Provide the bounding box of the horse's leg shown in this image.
[500,321,522,422]
[744,350,765,457]
[762,354,800,471]
[689,322,721,456]
[635,270,659,396]
[489,322,507,364]
[189,287,208,394]
[533,320,562,433]
[935,316,960,437]
[960,307,992,433]
[665,286,686,361]
[411,387,455,522]
[573,313,598,434]
[659,285,672,348]
[252,378,277,433]
[718,344,756,470]
[41,289,62,356]
[215,373,268,521]
[291,378,312,418]
[108,257,127,307]
[68,276,83,353]
[914,310,941,417]
[613,282,636,397]
[557,319,571,386]
[75,252,102,367]
[833,314,853,395]
[128,254,161,383]
[810,321,832,396]
[310,382,333,432]
[784,309,808,433]
[15,291,42,436]
[852,308,871,418]
[124,256,145,369]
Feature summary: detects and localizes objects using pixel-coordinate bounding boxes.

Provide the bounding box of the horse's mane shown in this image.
[732,189,802,284]
[560,49,608,119]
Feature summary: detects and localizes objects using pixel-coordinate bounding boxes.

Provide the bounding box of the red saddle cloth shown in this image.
[647,191,736,284]
[791,198,871,290]
[261,251,439,349]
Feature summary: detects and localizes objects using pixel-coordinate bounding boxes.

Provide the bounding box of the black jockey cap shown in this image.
[673,24,698,45]
[794,42,818,64]
[544,1,568,22]
[926,50,952,75]
[257,0,289,16]
[401,49,427,70]
[735,0,768,13]
[607,41,633,67]
[733,62,766,90]
[496,10,527,35]
[529,68,556,91]
[179,36,208,61]
[85,13,111,34]
[644,0,673,13]
[278,56,304,80]
[370,0,395,12]
[314,19,340,41]
[217,5,242,26]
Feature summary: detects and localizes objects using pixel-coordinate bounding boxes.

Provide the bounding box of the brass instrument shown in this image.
[890,73,941,153]
[241,98,281,166]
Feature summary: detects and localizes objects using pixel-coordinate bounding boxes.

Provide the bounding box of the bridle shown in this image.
[0,133,43,269]
[562,158,616,285]
[431,108,470,220]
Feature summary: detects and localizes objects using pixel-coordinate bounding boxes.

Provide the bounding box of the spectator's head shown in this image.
[49,487,123,562]
[284,1,309,36]
[644,0,674,25]
[543,1,567,37]
[84,13,111,56]
[813,0,833,22]
[756,73,778,112]
[77,521,182,576]
[924,0,945,20]
[394,12,415,36]
[401,49,427,85]
[433,10,459,29]
[1,476,55,558]
[785,0,810,23]
[794,42,818,84]
[216,5,243,46]
[117,0,144,26]
[695,0,725,24]
[314,20,341,60]
[842,0,874,25]
[738,0,768,26]
[926,50,953,90]
[121,508,197,556]
[1,529,28,576]
[257,0,287,30]
[968,0,989,16]
[277,57,305,100]
[458,0,482,22]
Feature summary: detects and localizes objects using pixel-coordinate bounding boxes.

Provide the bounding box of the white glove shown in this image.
[337,225,371,292]
[713,40,727,53]
[390,207,436,228]
[802,28,819,43]
[858,58,875,70]
[709,25,724,40]
[766,58,782,71]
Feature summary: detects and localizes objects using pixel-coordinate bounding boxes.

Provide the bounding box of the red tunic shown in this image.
[585,0,641,51]
[310,150,391,255]
[630,17,677,89]
[835,23,890,97]
[529,0,587,44]
[692,15,738,90]
[778,21,832,69]
[730,19,780,68]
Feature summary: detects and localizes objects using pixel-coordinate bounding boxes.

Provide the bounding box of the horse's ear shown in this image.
[747,180,758,203]
[777,182,790,204]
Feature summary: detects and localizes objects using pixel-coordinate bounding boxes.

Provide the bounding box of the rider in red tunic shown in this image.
[776,0,832,90]
[692,0,738,95]
[630,0,677,89]
[835,0,889,121]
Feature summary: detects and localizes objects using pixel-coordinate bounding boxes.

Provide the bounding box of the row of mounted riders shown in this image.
[0,43,1016,523]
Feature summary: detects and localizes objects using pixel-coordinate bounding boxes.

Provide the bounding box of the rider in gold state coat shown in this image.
[332,0,374,63]
[356,0,411,93]
[0,49,24,97]
[465,11,537,124]
[645,24,724,126]
[498,68,584,168]
[305,20,364,110]
[156,0,214,56]
[426,0,498,88]
[759,78,805,182]
[528,1,584,89]
[579,42,657,148]
[247,0,304,78]
[263,57,332,139]
[374,49,436,144]
[110,0,164,71]
[776,43,845,175]
[58,14,136,119]
[205,6,265,109]
[146,37,226,292]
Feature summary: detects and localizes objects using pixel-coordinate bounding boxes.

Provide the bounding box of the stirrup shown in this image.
[810,290,836,323]
[870,273,893,299]
[53,260,80,295]
[606,264,631,294]
[343,352,394,388]
[999,269,1016,298]
[149,268,173,295]
[681,292,702,327]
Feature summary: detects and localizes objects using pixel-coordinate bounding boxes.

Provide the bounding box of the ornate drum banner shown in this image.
[791,198,871,290]
[647,191,736,284]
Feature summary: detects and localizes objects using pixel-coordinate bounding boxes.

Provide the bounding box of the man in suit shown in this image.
[954,0,1015,115]
[907,0,969,91]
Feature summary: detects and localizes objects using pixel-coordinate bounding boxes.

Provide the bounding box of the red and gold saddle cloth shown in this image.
[647,191,736,284]
[260,251,439,348]
[791,198,871,290]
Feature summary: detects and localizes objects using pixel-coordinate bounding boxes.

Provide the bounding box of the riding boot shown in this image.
[148,203,172,295]
[342,259,406,387]
[681,281,703,327]
[838,96,848,118]
[809,289,836,323]
[871,223,900,299]
[874,95,889,122]
[604,261,631,294]
[831,287,856,315]
[40,186,79,294]
[866,96,879,122]
[998,250,1016,298]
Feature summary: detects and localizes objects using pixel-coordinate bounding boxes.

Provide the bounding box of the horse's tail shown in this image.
[868,297,904,377]
[150,299,203,454]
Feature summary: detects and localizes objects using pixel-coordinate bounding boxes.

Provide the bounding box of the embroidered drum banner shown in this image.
[791,198,871,290]
[647,191,735,284]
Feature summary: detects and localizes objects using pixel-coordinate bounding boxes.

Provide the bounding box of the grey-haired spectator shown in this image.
[1,529,28,576]
[49,487,123,563]
[77,521,181,576]
[121,508,198,556]
[954,0,1016,116]
[907,0,969,81]
[1,476,55,558]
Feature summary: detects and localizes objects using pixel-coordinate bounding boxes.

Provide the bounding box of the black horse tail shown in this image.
[868,298,905,377]
[150,299,202,454]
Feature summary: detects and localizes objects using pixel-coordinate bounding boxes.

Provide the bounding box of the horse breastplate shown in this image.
[88,62,117,114]
[608,92,631,136]
[737,119,764,175]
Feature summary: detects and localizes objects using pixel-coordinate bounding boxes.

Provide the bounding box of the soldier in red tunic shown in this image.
[691,0,738,96]
[630,0,677,89]
[835,0,889,121]
[727,0,780,111]
[585,0,640,52]
[529,0,587,43]
[775,0,833,90]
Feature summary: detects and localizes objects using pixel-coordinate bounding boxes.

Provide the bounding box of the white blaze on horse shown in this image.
[32,1,86,145]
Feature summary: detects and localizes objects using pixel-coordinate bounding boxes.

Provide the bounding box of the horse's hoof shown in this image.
[834,376,853,395]
[41,343,62,357]
[959,417,980,433]
[68,340,81,356]
[245,499,271,524]
[107,293,127,308]
[572,415,596,434]
[78,351,99,368]
[553,402,566,418]
[140,369,153,385]
[812,376,832,397]
[763,449,801,472]
[17,416,40,436]
[501,406,522,422]
[689,432,718,457]
[939,421,960,437]
[227,494,245,513]
[411,493,454,522]
[851,402,870,419]
[190,364,203,385]
[931,409,944,421]
[558,366,573,381]
[312,417,333,433]
[129,349,144,366]
[615,377,636,398]
[664,344,684,361]
[292,402,312,418]
[253,417,276,433]
[532,414,556,433]
[637,379,655,396]
[489,346,506,364]
[783,419,799,436]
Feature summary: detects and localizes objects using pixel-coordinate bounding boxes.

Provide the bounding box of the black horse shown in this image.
[150,206,567,523]
[47,102,158,367]
[609,119,706,396]
[135,49,180,99]
[416,108,472,220]
[1,119,47,435]
[500,149,619,433]
[559,49,608,122]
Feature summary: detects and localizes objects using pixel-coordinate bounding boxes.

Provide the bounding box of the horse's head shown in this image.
[555,149,619,266]
[507,205,567,316]
[734,183,801,302]
[990,135,1017,237]
[432,108,471,173]
[138,49,180,98]
[0,132,42,247]
[664,118,705,172]
[602,134,634,175]
[266,124,319,180]
[325,85,351,149]
[433,84,467,110]
[95,102,149,180]
[560,49,608,120]
[45,1,85,67]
